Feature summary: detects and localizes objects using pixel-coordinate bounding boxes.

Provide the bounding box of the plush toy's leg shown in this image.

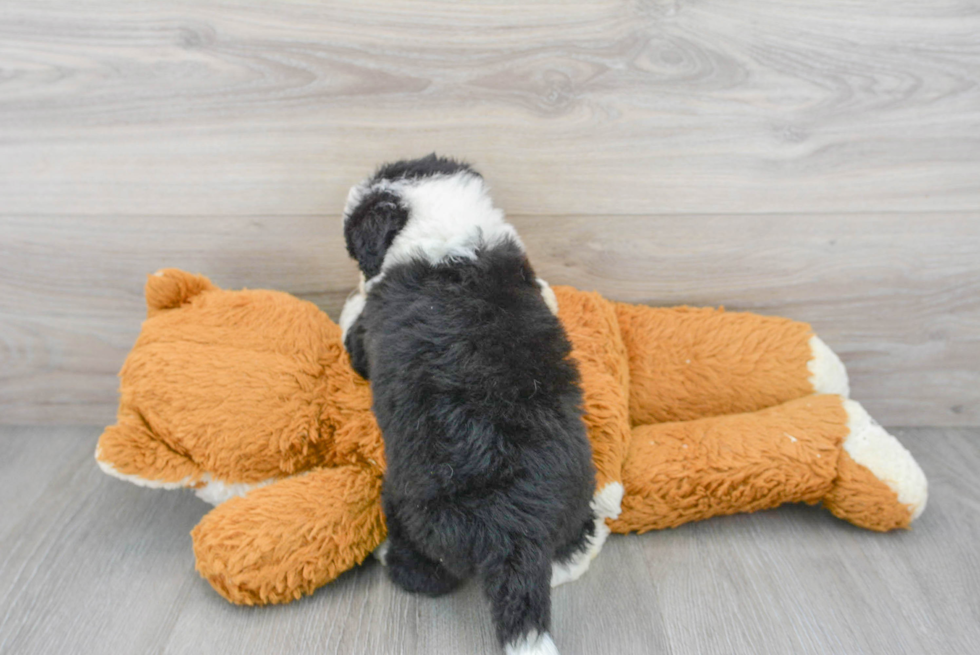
[192,465,384,605]
[611,394,926,534]
[612,301,849,424]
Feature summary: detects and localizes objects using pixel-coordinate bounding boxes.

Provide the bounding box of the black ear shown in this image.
[344,189,410,279]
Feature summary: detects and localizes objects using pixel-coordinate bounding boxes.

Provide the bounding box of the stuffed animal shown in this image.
[96,269,927,605]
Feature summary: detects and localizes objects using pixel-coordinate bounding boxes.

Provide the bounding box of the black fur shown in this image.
[343,154,476,280]
[343,189,409,281]
[373,152,479,182]
[343,157,595,650]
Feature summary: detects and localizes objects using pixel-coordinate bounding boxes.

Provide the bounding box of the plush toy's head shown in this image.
[96,269,384,505]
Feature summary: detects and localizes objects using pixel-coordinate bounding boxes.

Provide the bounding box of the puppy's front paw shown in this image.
[373,539,390,565]
[537,279,559,316]
[339,289,367,341]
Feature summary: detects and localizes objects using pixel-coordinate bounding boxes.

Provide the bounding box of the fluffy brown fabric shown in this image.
[613,394,851,532]
[824,450,912,532]
[96,270,918,605]
[193,466,385,604]
[613,302,815,424]
[553,287,631,494]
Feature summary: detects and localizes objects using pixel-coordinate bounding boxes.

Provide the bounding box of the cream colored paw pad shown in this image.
[843,399,928,520]
[808,335,850,398]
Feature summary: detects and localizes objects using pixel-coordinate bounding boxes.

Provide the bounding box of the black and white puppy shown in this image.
[340,155,597,655]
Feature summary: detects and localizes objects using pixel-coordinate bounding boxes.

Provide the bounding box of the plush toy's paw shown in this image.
[823,400,928,531]
[192,465,385,605]
[96,421,273,504]
[807,335,850,397]
[96,412,203,489]
[823,400,928,530]
[845,399,928,520]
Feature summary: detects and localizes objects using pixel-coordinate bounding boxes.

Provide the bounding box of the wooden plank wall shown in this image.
[1,1,978,426]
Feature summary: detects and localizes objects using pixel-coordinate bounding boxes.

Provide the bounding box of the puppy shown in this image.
[341,155,596,655]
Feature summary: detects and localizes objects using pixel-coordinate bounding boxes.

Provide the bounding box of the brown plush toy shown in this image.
[96,269,927,605]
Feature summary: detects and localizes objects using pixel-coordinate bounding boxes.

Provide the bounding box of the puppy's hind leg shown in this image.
[384,511,462,597]
[551,510,602,588]
[482,541,560,655]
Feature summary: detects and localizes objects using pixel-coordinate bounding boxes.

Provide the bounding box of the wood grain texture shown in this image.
[1,1,979,426]
[1,425,978,654]
[0,0,978,216]
[520,214,980,428]
[3,214,977,426]
[0,216,357,425]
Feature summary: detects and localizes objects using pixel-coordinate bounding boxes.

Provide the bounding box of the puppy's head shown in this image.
[343,154,519,282]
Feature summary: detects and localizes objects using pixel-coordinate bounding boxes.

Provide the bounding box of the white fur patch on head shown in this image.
[344,167,527,290]
[843,399,928,520]
[808,335,850,397]
[505,631,560,655]
[382,171,523,273]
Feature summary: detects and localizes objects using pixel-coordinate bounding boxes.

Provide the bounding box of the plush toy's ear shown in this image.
[145,268,216,317]
[192,464,385,605]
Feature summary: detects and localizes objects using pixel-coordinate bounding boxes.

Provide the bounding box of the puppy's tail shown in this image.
[504,631,560,655]
[483,542,561,655]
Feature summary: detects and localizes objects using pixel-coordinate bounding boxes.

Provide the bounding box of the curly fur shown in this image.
[342,155,595,653]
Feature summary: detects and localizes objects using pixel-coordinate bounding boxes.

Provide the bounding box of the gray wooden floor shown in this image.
[1,425,977,655]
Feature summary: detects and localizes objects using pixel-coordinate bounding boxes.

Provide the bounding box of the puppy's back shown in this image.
[341,156,595,655]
